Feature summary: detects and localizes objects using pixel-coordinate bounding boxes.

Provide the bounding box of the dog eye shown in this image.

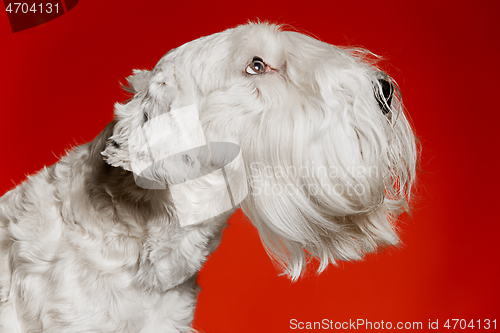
[246,57,266,75]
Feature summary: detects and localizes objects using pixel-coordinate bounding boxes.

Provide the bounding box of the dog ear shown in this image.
[101,62,202,186]
[121,69,153,95]
[101,69,153,171]
[375,75,394,115]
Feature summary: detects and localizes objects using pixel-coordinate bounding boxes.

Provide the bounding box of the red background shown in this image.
[1,1,499,331]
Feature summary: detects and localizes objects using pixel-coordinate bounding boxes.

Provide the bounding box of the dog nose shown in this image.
[376,79,393,115]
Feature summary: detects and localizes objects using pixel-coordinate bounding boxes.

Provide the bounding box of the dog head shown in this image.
[102,22,417,280]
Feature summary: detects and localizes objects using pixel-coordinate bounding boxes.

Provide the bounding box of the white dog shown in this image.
[0,23,417,332]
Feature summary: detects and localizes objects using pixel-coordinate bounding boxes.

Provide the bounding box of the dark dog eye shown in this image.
[246,57,266,75]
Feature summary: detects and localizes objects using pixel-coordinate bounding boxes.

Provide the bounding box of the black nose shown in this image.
[376,79,393,115]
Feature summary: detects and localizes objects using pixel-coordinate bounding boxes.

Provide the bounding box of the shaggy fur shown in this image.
[0,23,417,332]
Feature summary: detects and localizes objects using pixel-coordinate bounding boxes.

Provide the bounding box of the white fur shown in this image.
[0,23,417,332]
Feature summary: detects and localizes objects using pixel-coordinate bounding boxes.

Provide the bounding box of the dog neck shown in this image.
[55,123,231,293]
